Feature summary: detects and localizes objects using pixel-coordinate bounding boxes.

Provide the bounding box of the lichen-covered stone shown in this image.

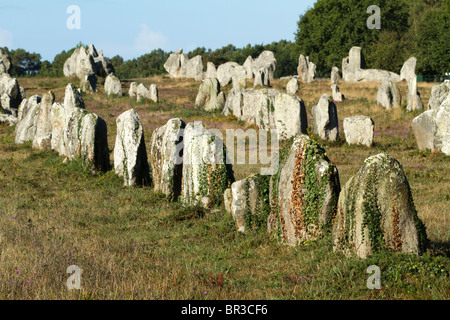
[195,78,226,111]
[343,116,374,147]
[15,95,41,144]
[181,121,234,206]
[332,153,428,258]
[377,81,401,109]
[104,74,122,96]
[286,78,299,94]
[114,109,151,186]
[32,91,55,150]
[149,118,186,200]
[428,82,450,110]
[269,134,340,245]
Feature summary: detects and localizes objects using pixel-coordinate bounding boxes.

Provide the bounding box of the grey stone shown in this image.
[343,116,374,147]
[332,153,428,258]
[195,78,226,111]
[311,94,339,141]
[377,81,401,109]
[104,74,122,96]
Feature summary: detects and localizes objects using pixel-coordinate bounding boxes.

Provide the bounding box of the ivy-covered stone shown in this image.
[181,121,234,206]
[114,109,151,186]
[332,153,428,259]
[149,118,185,200]
[269,134,340,245]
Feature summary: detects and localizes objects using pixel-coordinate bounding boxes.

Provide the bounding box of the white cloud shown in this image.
[0,29,13,48]
[133,24,168,52]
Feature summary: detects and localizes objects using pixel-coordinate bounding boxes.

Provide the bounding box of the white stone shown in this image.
[311,94,339,141]
[104,74,122,96]
[343,116,374,147]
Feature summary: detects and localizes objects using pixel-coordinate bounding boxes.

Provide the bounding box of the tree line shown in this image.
[2,0,448,79]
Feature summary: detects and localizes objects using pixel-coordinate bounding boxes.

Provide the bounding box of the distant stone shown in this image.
[80,73,98,93]
[114,109,151,186]
[274,93,308,140]
[412,96,450,155]
[297,55,316,83]
[129,82,138,98]
[0,49,11,74]
[332,153,428,258]
[428,82,450,110]
[286,77,299,94]
[216,62,241,87]
[149,84,158,103]
[195,78,226,111]
[376,81,401,109]
[331,66,340,85]
[243,56,254,79]
[164,51,203,80]
[254,68,269,87]
[251,51,277,81]
[400,57,423,111]
[331,84,344,102]
[149,118,185,200]
[311,94,339,141]
[343,116,374,147]
[32,91,55,150]
[204,62,217,79]
[104,74,122,96]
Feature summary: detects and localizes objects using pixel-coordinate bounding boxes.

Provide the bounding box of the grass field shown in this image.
[0,75,448,300]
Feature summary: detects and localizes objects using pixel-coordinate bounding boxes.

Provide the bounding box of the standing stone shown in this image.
[15,95,41,144]
[231,65,247,89]
[412,96,450,155]
[32,91,55,150]
[17,95,41,123]
[274,93,308,140]
[343,116,374,147]
[332,153,428,258]
[252,51,277,81]
[195,78,226,111]
[377,81,401,109]
[0,73,22,109]
[400,57,423,111]
[286,78,299,94]
[254,68,269,87]
[129,82,138,98]
[149,118,186,200]
[269,134,340,245]
[163,50,203,80]
[0,49,11,74]
[114,109,151,186]
[50,102,66,155]
[80,73,98,93]
[184,55,204,81]
[149,84,158,103]
[297,55,316,83]
[204,62,217,79]
[136,83,150,102]
[311,94,339,141]
[428,82,450,110]
[229,175,269,233]
[216,62,241,87]
[58,84,110,171]
[222,87,244,117]
[181,121,234,206]
[243,56,254,79]
[104,74,122,96]
[331,84,345,102]
[331,66,340,85]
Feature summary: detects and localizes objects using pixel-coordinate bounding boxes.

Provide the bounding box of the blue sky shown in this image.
[0,0,315,61]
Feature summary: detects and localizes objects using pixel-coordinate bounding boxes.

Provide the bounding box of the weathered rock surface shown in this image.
[254,68,269,87]
[63,44,114,79]
[311,94,339,141]
[0,73,23,110]
[331,84,344,102]
[297,55,316,83]
[181,121,234,205]
[342,47,400,83]
[269,134,340,245]
[136,83,158,102]
[129,82,138,98]
[400,57,423,111]
[332,153,428,258]
[15,95,41,144]
[104,74,122,96]
[216,62,242,88]
[428,82,450,110]
[251,51,277,81]
[195,78,226,111]
[149,118,186,200]
[376,81,401,109]
[204,62,217,79]
[412,96,450,155]
[343,116,374,147]
[331,66,340,85]
[32,91,55,150]
[0,49,11,74]
[286,77,299,94]
[114,109,151,186]
[163,49,203,81]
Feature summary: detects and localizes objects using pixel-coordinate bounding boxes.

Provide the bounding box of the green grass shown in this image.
[0,76,448,300]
